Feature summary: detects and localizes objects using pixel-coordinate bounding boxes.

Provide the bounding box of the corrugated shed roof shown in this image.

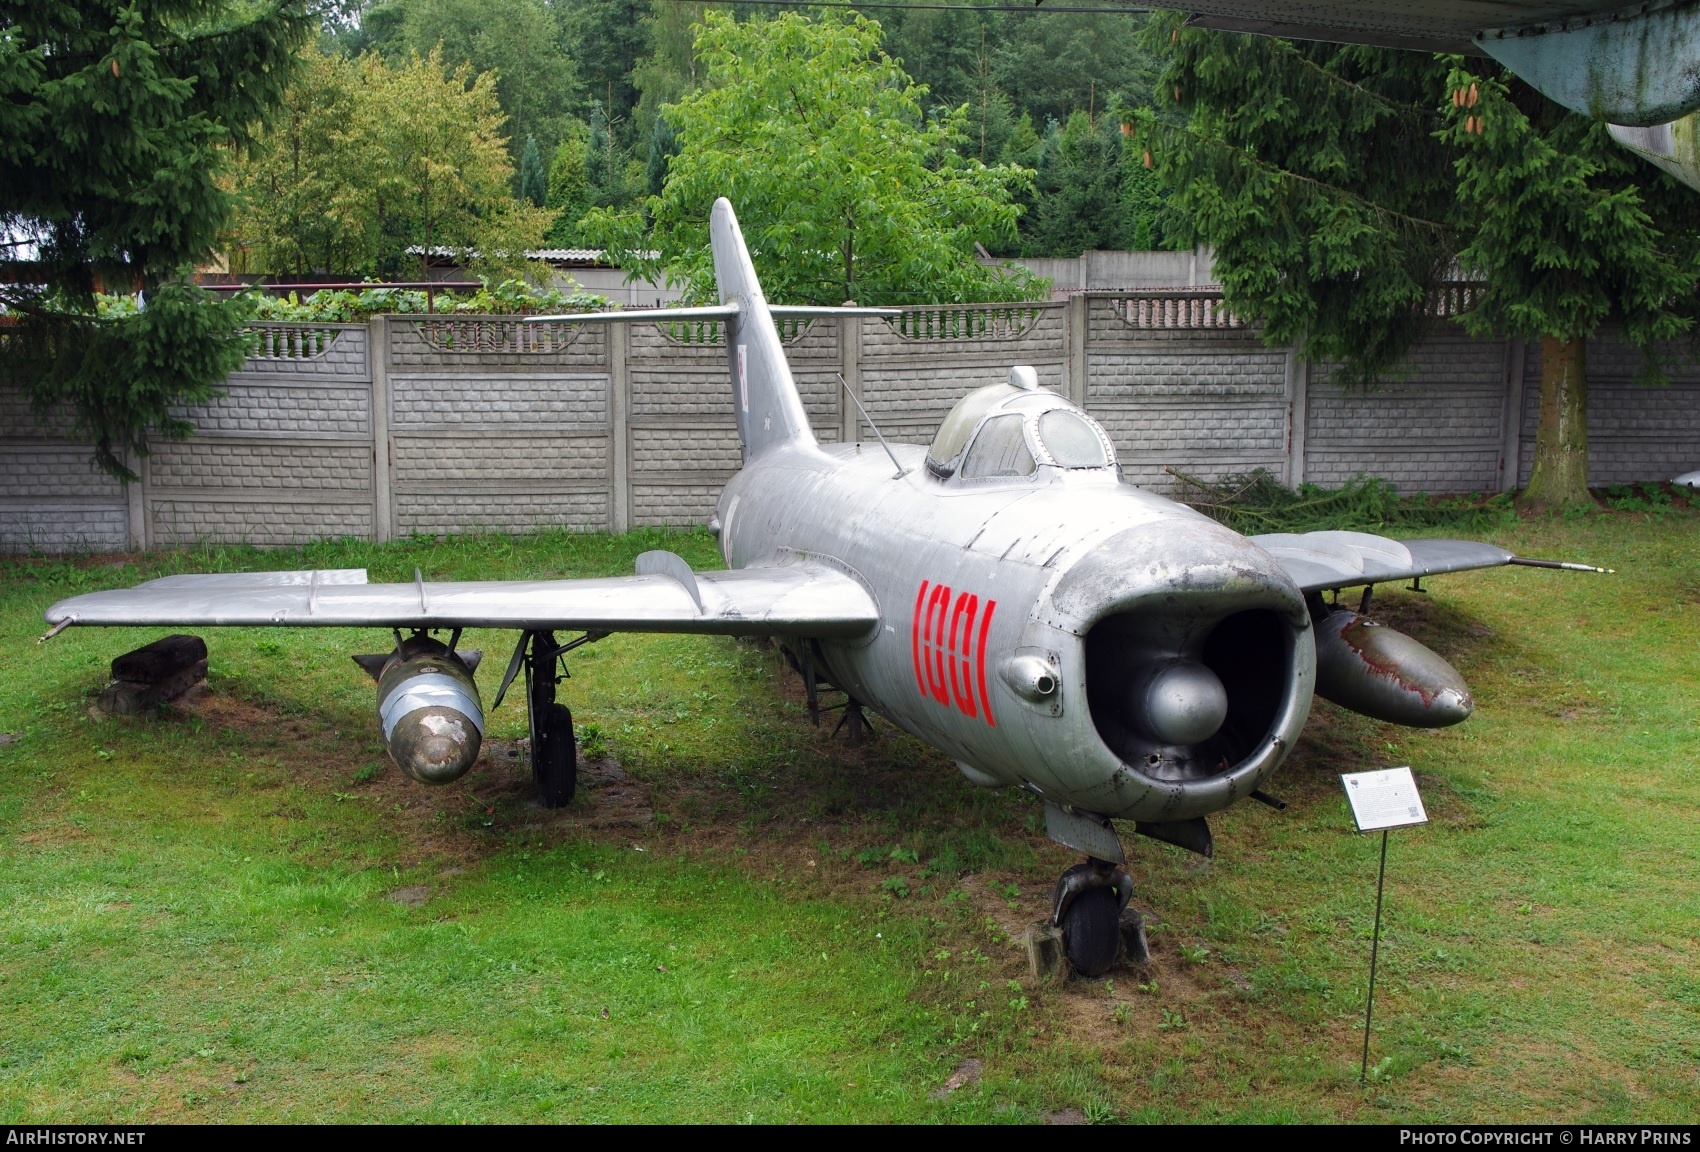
[405,245,630,265]
[532,248,609,263]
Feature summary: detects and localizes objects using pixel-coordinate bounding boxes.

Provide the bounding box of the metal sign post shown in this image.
[1340,766,1429,1082]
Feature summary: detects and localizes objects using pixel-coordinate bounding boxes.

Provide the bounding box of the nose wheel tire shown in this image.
[1061,885,1122,977]
[534,702,577,808]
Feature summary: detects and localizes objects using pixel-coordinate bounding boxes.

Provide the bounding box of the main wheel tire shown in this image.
[534,702,577,808]
[1062,885,1121,977]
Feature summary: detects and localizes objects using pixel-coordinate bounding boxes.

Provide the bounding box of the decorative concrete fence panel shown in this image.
[384,317,613,536]
[1306,332,1514,496]
[151,322,373,548]
[1085,292,1289,488]
[858,303,1067,444]
[0,396,129,551]
[4,292,1697,553]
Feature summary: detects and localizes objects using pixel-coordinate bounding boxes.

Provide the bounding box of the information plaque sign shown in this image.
[1341,765,1429,1081]
[1341,766,1429,832]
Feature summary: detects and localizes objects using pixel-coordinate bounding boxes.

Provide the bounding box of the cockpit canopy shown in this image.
[926,367,1116,480]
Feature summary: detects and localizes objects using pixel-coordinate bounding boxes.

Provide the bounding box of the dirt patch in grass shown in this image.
[153,689,668,868]
[79,652,1422,1125]
[155,662,1344,1094]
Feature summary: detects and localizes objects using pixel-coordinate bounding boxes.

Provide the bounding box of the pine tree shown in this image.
[1442,68,1700,509]
[1020,112,1131,257]
[645,115,678,198]
[0,0,313,480]
[1120,139,1172,251]
[1138,20,1457,386]
[1139,18,1700,506]
[519,135,549,206]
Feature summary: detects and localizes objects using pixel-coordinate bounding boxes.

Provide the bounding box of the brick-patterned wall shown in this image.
[148,324,374,547]
[1516,336,1700,487]
[860,305,1066,443]
[5,300,1698,553]
[0,427,129,552]
[0,378,131,552]
[1308,332,1510,494]
[1085,300,1289,487]
[627,318,833,525]
[387,318,613,535]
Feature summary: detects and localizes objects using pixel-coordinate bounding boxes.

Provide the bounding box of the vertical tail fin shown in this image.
[710,198,816,461]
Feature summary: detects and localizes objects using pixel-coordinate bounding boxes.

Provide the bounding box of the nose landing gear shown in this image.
[1051,858,1134,977]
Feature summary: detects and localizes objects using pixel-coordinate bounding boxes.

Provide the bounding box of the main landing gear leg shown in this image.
[830,697,872,746]
[526,630,576,808]
[493,629,607,809]
[1051,858,1134,978]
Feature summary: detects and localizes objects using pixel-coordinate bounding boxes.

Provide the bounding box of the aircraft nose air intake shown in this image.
[1139,662,1229,746]
[1049,518,1315,821]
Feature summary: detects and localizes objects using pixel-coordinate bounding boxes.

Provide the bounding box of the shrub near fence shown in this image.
[4,292,1699,551]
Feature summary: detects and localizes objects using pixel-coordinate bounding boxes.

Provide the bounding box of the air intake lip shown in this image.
[1043,515,1315,822]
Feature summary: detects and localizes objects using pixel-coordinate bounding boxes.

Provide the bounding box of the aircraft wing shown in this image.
[1250,530,1514,592]
[42,552,879,639]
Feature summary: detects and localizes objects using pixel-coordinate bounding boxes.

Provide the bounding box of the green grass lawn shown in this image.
[0,508,1695,1122]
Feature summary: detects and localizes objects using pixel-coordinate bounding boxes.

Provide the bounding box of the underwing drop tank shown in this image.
[1311,609,1472,728]
[353,636,485,783]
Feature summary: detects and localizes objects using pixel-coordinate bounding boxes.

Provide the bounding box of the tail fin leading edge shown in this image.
[709,198,816,462]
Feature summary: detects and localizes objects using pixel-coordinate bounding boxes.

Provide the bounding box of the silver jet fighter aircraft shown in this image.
[42,199,1601,976]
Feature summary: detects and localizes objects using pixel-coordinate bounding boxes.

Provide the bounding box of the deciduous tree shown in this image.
[231,44,554,282]
[546,127,592,242]
[226,45,372,275]
[364,0,581,162]
[584,12,1042,306]
[559,0,650,137]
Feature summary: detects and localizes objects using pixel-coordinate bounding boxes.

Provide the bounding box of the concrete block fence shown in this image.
[3,290,1697,552]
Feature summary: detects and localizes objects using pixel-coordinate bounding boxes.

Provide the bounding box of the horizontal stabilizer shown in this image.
[525,303,899,325]
[526,304,738,324]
